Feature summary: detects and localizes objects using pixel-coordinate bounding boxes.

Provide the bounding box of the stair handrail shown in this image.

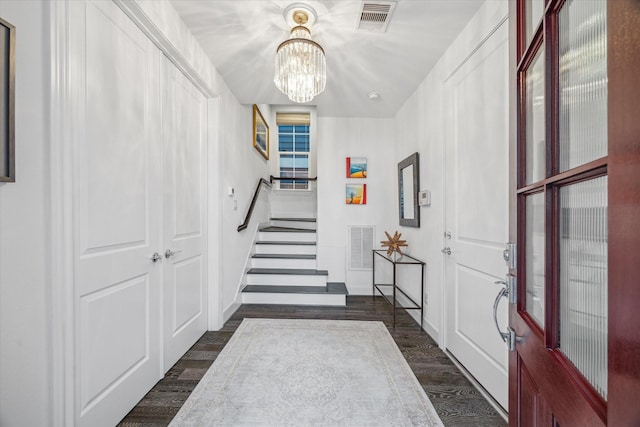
[237,178,273,232]
[269,175,318,183]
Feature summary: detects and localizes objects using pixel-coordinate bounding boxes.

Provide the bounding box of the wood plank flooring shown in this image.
[118,296,507,426]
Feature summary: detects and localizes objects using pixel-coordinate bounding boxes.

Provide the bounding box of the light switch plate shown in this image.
[419,190,431,206]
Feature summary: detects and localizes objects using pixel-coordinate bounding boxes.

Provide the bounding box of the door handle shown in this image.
[493,282,509,343]
[150,252,162,263]
[441,247,451,255]
[165,249,182,258]
[493,280,520,352]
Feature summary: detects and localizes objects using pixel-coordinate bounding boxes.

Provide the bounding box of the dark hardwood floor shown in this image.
[118,296,507,426]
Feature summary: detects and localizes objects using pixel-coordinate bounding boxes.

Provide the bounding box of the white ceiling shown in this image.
[170,0,484,118]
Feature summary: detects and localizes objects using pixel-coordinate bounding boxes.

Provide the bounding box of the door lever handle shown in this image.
[150,252,162,263]
[441,247,451,255]
[165,249,182,258]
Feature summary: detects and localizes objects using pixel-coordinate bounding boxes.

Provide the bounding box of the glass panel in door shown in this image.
[559,176,608,399]
[525,192,545,327]
[558,0,608,171]
[525,48,545,185]
[525,0,545,45]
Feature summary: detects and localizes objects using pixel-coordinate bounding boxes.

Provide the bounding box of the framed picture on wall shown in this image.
[346,157,367,178]
[253,104,269,160]
[0,17,15,182]
[346,184,366,205]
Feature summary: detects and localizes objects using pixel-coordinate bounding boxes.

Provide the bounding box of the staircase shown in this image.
[241,218,348,306]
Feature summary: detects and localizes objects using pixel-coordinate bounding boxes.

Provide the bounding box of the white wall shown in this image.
[219,97,271,319]
[0,2,51,426]
[316,118,396,294]
[393,0,509,342]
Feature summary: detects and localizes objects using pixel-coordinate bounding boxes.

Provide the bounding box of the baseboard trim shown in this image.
[222,301,241,324]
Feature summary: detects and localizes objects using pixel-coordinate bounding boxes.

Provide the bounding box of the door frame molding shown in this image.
[48,1,221,424]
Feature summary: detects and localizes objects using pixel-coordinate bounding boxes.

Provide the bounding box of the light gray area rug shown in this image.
[170,318,443,426]
[170,319,442,427]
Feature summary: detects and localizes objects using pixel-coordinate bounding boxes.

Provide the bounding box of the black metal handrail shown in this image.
[269,175,318,183]
[237,178,272,232]
[237,176,318,232]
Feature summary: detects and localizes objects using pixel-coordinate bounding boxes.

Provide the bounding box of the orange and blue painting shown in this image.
[346,157,367,178]
[346,184,367,205]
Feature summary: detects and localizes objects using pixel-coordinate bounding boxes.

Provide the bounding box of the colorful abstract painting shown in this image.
[346,184,367,205]
[346,157,367,178]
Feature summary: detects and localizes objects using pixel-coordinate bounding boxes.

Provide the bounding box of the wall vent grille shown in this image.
[349,225,375,270]
[357,1,396,32]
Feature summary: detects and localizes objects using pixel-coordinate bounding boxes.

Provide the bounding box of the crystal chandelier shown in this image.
[274,5,326,103]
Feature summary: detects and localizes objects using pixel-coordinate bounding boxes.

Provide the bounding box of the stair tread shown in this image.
[243,283,348,295]
[255,241,316,245]
[252,254,316,260]
[247,268,328,276]
[260,226,316,233]
[270,218,317,222]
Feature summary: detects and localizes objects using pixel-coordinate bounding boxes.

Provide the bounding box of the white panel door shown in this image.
[444,20,509,409]
[162,57,208,372]
[70,1,162,425]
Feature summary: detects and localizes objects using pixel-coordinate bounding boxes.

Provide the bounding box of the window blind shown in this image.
[276,113,310,126]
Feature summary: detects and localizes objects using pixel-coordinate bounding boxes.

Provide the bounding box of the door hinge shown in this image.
[503,242,516,270]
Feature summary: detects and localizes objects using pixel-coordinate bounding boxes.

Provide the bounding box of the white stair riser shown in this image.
[259,231,316,242]
[270,220,316,230]
[242,292,346,306]
[251,258,317,269]
[255,244,316,255]
[246,274,327,286]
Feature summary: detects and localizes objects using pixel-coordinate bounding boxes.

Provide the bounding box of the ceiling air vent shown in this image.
[357,1,396,32]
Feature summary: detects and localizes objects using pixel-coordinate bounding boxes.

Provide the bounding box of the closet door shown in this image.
[70,1,162,426]
[162,57,208,371]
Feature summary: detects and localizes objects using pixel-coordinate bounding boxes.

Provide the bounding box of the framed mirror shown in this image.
[398,152,420,227]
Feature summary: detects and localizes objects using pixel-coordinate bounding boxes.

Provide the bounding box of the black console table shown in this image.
[372,250,425,329]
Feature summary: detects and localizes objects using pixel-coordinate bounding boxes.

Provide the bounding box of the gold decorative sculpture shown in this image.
[380,231,408,256]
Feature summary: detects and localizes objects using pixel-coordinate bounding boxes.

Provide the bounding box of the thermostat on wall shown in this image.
[419,190,431,207]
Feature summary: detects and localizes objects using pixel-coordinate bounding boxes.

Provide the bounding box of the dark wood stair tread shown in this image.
[252,254,316,260]
[270,218,317,222]
[242,283,348,295]
[255,241,316,245]
[259,226,316,233]
[247,268,328,275]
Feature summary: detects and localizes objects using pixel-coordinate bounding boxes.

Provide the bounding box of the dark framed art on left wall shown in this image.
[0,16,15,182]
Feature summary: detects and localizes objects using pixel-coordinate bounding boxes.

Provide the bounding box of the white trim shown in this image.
[444,14,509,83]
[422,317,440,344]
[439,82,447,350]
[112,0,217,98]
[207,97,223,331]
[223,301,242,323]
[49,1,75,425]
[242,293,346,306]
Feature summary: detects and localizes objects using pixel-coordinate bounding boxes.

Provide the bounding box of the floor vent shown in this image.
[356,1,396,32]
[349,226,375,270]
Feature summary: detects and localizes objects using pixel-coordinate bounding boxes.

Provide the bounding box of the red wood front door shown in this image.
[509,0,640,425]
